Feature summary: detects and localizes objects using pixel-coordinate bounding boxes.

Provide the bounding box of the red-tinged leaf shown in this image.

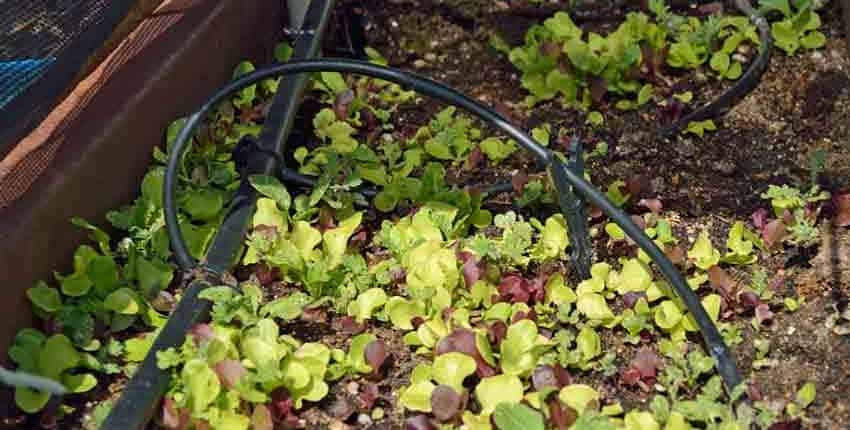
[755,303,774,325]
[252,405,274,430]
[214,360,246,389]
[589,204,603,219]
[333,316,366,335]
[270,388,294,421]
[511,308,538,324]
[554,364,572,387]
[334,89,355,120]
[435,328,497,377]
[359,382,381,410]
[631,347,663,379]
[834,192,850,226]
[459,252,483,288]
[390,267,407,285]
[661,98,686,123]
[768,419,802,430]
[161,397,189,430]
[748,381,765,401]
[360,107,378,132]
[763,219,787,250]
[638,198,663,214]
[540,41,562,59]
[532,365,558,391]
[512,172,529,193]
[488,320,508,345]
[622,292,647,309]
[364,340,389,378]
[431,385,463,422]
[498,273,545,305]
[782,209,795,225]
[406,415,437,430]
[411,316,426,329]
[253,263,280,286]
[589,77,607,104]
[751,208,769,229]
[548,400,577,430]
[190,324,215,346]
[626,175,648,198]
[620,367,642,386]
[467,147,484,170]
[738,291,762,310]
[707,265,737,300]
[498,274,529,304]
[350,230,368,249]
[640,43,667,82]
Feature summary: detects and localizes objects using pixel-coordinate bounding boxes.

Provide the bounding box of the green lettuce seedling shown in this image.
[761,0,826,55]
[8,330,97,413]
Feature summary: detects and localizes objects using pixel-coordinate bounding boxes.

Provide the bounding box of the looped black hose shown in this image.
[660,0,772,136]
[163,58,742,391]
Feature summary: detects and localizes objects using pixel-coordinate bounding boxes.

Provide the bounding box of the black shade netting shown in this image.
[0,0,136,158]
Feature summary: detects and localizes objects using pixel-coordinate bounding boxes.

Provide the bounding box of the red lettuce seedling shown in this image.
[707,266,737,301]
[214,359,246,389]
[621,347,663,389]
[435,328,497,377]
[270,387,300,428]
[762,219,787,249]
[358,382,381,410]
[498,273,545,305]
[430,385,466,422]
[532,364,572,392]
[333,315,367,335]
[487,320,508,346]
[190,323,215,346]
[752,208,769,229]
[458,252,483,288]
[364,339,389,379]
[622,292,647,309]
[548,400,578,430]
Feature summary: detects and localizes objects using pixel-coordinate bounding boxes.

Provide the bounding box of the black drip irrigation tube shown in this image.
[100,0,336,428]
[100,3,776,426]
[660,0,773,136]
[165,59,741,388]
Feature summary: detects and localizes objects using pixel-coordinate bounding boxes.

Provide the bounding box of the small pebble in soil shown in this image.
[357,414,373,427]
